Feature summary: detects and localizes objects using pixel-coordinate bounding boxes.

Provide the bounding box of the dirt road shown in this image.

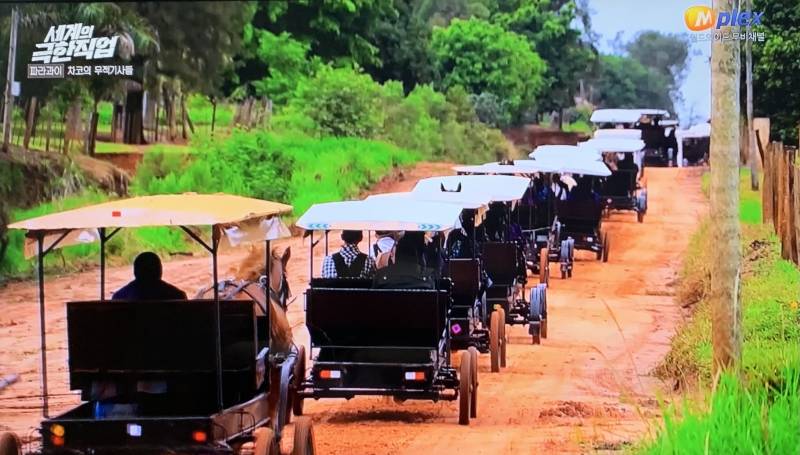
[0,164,706,454]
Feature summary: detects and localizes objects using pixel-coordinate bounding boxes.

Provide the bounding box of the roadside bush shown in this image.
[469,92,511,129]
[291,66,385,138]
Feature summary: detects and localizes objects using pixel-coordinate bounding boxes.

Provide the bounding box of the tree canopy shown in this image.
[430,18,547,121]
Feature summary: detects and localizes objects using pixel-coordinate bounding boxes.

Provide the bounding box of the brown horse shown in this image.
[195,244,294,355]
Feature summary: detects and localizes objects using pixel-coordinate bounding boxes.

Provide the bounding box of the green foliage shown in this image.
[291,66,385,138]
[469,92,511,128]
[626,31,690,91]
[641,368,799,455]
[590,55,674,111]
[753,0,800,144]
[130,130,419,217]
[430,18,547,122]
[261,0,397,68]
[252,30,318,104]
[493,0,597,113]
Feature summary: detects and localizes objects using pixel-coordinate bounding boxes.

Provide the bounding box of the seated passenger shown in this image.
[446,211,476,259]
[321,230,377,279]
[372,234,434,289]
[112,252,187,300]
[371,230,397,269]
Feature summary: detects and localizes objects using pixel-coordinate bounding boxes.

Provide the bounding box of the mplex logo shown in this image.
[684,5,764,31]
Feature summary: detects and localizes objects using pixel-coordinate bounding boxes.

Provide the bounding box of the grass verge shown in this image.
[643,169,800,453]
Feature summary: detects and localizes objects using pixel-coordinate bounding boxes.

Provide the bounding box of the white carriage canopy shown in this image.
[580,138,645,153]
[297,200,463,232]
[366,191,490,210]
[413,175,531,202]
[529,144,602,162]
[8,194,294,257]
[452,161,559,175]
[589,109,644,124]
[593,128,642,140]
[675,122,711,167]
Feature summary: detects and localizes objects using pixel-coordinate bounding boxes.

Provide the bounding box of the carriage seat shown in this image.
[66,299,258,408]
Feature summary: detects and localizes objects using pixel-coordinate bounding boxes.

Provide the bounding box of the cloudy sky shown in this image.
[588,0,712,124]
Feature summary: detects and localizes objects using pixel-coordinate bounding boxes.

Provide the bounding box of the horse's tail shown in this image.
[268,298,293,354]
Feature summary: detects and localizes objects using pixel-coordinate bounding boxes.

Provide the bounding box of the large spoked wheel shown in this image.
[489,310,501,373]
[540,284,548,339]
[497,307,507,368]
[467,346,479,418]
[292,417,316,455]
[254,427,279,455]
[602,233,610,263]
[538,247,549,285]
[529,287,544,345]
[0,432,21,455]
[458,350,472,425]
[291,345,307,418]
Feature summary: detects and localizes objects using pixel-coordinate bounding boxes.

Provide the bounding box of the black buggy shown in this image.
[454,162,576,282]
[365,191,507,373]
[582,137,649,223]
[416,175,549,346]
[1,195,315,455]
[294,200,479,425]
[528,146,614,263]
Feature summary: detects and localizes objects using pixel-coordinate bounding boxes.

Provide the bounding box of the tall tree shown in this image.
[590,55,674,111]
[494,0,597,118]
[259,0,395,68]
[752,0,800,144]
[626,31,690,109]
[430,18,547,122]
[710,0,742,375]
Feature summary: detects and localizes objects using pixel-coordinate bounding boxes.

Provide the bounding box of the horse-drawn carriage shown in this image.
[365,190,510,372]
[413,175,548,345]
[590,108,676,166]
[295,199,480,425]
[452,161,574,283]
[1,195,314,455]
[581,137,648,223]
[529,145,613,263]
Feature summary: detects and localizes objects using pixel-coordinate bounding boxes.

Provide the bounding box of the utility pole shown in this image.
[2,7,19,153]
[710,0,742,376]
[745,0,759,190]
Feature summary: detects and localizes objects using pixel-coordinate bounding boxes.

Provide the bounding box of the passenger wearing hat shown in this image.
[321,230,377,279]
[112,252,187,300]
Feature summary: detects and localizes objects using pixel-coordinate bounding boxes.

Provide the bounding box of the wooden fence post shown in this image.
[794,164,800,266]
[763,142,774,225]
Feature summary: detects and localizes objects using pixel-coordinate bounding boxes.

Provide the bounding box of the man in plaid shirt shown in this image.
[321,230,377,279]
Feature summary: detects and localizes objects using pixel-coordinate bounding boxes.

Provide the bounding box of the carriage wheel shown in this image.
[538,248,549,285]
[467,346,479,418]
[0,432,21,455]
[254,427,279,455]
[489,311,501,373]
[291,345,307,418]
[602,233,610,263]
[498,307,507,368]
[292,417,316,455]
[530,321,541,345]
[458,350,472,425]
[541,285,548,339]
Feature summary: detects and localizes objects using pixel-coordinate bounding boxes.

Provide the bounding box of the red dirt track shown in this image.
[0,164,706,454]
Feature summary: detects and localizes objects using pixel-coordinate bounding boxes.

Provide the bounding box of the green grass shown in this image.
[643,168,800,453]
[701,169,763,224]
[562,119,592,134]
[93,141,192,154]
[642,368,799,455]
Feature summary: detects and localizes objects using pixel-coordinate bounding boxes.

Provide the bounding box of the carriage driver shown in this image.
[112,252,187,300]
[321,230,377,279]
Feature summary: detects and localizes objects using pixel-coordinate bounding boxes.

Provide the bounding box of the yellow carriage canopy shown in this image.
[8,194,294,257]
